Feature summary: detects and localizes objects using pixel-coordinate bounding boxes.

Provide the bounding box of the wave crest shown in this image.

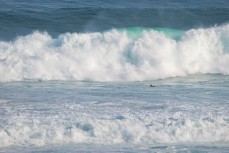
[0,24,229,82]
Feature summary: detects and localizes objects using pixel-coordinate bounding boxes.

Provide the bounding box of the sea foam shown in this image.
[0,24,229,82]
[0,100,228,148]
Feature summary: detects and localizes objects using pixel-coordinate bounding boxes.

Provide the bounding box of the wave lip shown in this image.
[0,24,229,82]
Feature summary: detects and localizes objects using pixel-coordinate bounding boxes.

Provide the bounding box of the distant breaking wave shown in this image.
[0,24,229,82]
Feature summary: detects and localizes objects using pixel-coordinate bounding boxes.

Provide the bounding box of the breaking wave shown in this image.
[0,100,228,148]
[0,24,229,82]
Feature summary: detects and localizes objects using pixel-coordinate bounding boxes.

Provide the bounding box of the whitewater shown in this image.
[0,75,229,151]
[1,1,229,151]
[1,24,229,82]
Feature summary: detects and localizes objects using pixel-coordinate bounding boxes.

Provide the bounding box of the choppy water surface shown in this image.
[0,74,228,152]
[0,0,229,152]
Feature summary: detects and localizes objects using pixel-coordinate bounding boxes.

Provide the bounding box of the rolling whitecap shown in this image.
[0,24,229,82]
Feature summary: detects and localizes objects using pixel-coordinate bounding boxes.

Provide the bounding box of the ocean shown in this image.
[0,0,229,152]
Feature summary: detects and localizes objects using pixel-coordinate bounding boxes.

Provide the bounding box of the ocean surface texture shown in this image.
[0,0,229,152]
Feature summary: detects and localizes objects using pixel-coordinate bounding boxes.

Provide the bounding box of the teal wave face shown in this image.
[153,28,184,40]
[118,27,184,40]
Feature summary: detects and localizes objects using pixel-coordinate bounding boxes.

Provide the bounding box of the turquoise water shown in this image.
[0,0,229,152]
[118,27,184,40]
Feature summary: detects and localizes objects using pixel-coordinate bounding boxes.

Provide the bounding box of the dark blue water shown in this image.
[0,0,229,40]
[0,1,229,153]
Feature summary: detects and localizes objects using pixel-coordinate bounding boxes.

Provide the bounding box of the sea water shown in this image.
[0,76,228,152]
[0,0,229,152]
